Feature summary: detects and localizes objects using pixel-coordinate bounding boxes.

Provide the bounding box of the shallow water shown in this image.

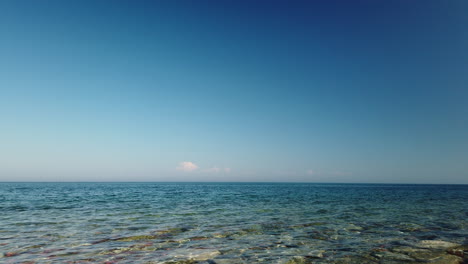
[0,182,467,263]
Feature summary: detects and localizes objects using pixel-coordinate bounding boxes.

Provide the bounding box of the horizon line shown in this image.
[0,181,466,185]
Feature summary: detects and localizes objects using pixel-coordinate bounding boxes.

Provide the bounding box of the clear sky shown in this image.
[1,0,467,183]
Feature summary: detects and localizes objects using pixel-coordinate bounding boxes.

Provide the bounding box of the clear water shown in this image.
[0,182,467,263]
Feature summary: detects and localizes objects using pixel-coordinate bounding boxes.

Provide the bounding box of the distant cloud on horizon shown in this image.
[176,162,231,174]
[176,161,199,172]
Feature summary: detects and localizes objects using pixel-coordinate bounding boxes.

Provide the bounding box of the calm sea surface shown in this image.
[0,183,467,263]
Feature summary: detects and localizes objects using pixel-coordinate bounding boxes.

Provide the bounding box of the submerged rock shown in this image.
[345,224,363,231]
[164,260,196,264]
[427,254,463,264]
[389,244,465,263]
[415,240,460,250]
[398,223,426,232]
[4,251,18,257]
[285,256,310,264]
[447,244,468,259]
[332,255,378,264]
[391,247,443,261]
[371,251,414,262]
[305,250,325,259]
[213,259,245,264]
[169,249,221,262]
[115,234,160,241]
[191,250,221,261]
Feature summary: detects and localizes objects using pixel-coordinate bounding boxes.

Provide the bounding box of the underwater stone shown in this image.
[447,244,468,259]
[415,240,460,250]
[212,233,228,238]
[345,224,363,231]
[331,255,379,264]
[164,260,196,264]
[306,250,325,259]
[213,259,245,264]
[190,236,210,241]
[171,249,221,262]
[428,254,463,264]
[371,251,414,261]
[191,250,221,261]
[285,256,309,264]
[4,252,18,257]
[391,247,443,261]
[115,235,160,241]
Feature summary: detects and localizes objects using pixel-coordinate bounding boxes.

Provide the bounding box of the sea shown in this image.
[0,182,467,263]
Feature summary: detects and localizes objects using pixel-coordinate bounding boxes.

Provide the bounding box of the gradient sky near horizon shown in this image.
[1,0,467,183]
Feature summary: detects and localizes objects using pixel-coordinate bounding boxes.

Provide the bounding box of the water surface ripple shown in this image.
[0,183,467,263]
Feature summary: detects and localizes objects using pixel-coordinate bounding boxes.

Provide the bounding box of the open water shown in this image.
[0,182,467,263]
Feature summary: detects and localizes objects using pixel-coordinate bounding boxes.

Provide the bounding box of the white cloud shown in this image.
[306,170,315,175]
[176,161,199,172]
[177,162,231,174]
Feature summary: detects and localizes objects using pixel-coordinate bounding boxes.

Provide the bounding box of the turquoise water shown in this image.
[0,183,467,263]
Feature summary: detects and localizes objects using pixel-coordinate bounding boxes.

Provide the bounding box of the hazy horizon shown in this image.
[1,181,468,185]
[1,0,467,184]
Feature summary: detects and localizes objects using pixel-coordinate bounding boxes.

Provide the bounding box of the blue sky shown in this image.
[1,0,467,183]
